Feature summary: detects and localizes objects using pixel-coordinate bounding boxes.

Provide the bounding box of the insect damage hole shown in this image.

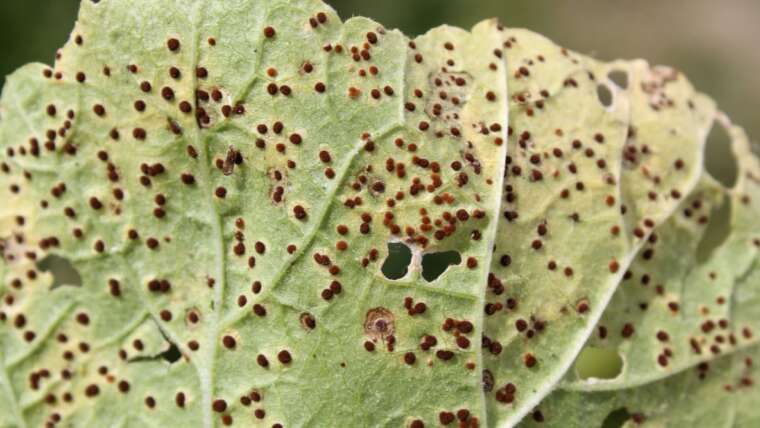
[381,242,412,280]
[421,250,461,282]
[607,69,629,89]
[696,196,732,264]
[160,342,182,363]
[574,346,624,380]
[36,254,82,288]
[705,121,738,188]
[596,84,614,108]
[601,407,632,428]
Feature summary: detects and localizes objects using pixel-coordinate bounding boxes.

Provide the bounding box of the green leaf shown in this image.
[482,31,724,426]
[519,121,760,427]
[517,346,760,428]
[0,1,509,426]
[566,172,756,390]
[481,28,631,426]
[3,2,760,427]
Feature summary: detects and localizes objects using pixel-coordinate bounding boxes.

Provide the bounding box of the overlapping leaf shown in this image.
[518,121,760,426]
[481,30,721,426]
[518,347,760,427]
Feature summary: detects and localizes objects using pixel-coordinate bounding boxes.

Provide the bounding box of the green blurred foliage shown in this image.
[0,1,80,79]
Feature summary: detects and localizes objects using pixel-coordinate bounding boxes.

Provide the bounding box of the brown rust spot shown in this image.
[300,312,316,330]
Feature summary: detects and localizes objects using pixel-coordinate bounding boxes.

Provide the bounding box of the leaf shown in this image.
[480,28,631,426]
[566,166,756,389]
[519,121,760,426]
[481,30,718,426]
[516,346,760,428]
[3,2,760,427]
[0,1,510,426]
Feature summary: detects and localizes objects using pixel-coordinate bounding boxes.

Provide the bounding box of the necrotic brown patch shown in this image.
[364,307,395,341]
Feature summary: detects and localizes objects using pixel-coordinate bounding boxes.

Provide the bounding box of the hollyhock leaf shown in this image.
[0,1,510,427]
[483,30,720,426]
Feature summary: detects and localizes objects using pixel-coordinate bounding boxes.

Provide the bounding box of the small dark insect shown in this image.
[223,146,240,176]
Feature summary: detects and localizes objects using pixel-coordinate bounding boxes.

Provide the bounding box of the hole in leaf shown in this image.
[602,408,631,428]
[421,251,461,282]
[705,122,738,188]
[36,255,82,288]
[607,69,629,89]
[696,197,732,264]
[381,242,412,280]
[160,343,182,363]
[574,347,623,380]
[596,84,613,107]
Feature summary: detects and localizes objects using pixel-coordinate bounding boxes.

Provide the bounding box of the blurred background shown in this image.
[1,0,758,141]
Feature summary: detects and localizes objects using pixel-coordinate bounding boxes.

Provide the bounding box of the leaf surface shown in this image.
[482,30,722,426]
[2,2,759,428]
[0,1,510,427]
[519,121,760,427]
[518,347,760,428]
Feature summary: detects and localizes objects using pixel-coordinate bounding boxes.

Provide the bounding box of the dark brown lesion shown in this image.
[300,312,316,330]
[267,167,288,205]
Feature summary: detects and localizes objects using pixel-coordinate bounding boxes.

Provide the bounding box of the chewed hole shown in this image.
[696,197,732,264]
[574,347,623,380]
[601,408,632,428]
[596,84,613,107]
[705,122,738,188]
[607,69,629,89]
[36,255,82,288]
[160,343,182,363]
[421,251,461,282]
[381,242,412,280]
